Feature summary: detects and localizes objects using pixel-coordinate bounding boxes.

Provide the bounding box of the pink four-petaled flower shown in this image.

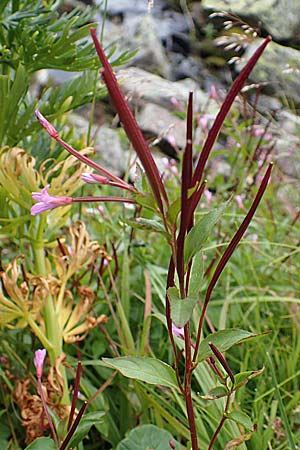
[31,185,73,215]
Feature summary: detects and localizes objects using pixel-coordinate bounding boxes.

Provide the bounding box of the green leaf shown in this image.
[226,410,254,432]
[122,217,167,234]
[188,251,204,296]
[24,437,56,450]
[197,329,268,362]
[201,385,229,400]
[184,201,229,265]
[166,196,181,225]
[168,287,198,328]
[102,357,178,389]
[115,424,182,450]
[68,411,106,448]
[231,367,264,390]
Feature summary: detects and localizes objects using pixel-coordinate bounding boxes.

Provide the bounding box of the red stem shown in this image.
[90,28,168,215]
[37,379,58,446]
[192,36,272,187]
[193,163,273,361]
[208,395,231,450]
[59,401,88,450]
[177,92,194,292]
[67,361,82,431]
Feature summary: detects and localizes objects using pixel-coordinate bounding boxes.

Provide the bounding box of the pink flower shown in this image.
[34,348,46,380]
[209,84,217,101]
[172,324,185,340]
[204,189,212,205]
[31,185,73,215]
[82,172,135,193]
[35,110,58,138]
[170,97,179,107]
[235,194,245,210]
[82,173,110,184]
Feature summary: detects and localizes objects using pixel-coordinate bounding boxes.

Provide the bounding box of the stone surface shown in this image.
[137,102,187,154]
[202,0,300,43]
[235,39,300,106]
[101,14,172,78]
[69,114,127,176]
[116,67,213,111]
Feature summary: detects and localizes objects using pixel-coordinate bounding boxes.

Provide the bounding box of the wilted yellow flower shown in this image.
[0,256,49,328]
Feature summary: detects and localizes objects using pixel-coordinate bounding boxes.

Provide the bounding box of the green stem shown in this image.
[26,313,54,352]
[32,215,69,404]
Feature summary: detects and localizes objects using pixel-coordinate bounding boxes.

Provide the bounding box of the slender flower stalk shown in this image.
[31,185,136,216]
[34,349,58,446]
[35,110,129,186]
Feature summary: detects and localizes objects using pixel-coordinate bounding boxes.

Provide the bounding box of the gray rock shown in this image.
[100,14,171,78]
[203,0,300,43]
[69,113,127,176]
[235,39,300,106]
[93,124,128,176]
[137,102,187,152]
[116,66,212,111]
[96,0,149,15]
[125,14,172,78]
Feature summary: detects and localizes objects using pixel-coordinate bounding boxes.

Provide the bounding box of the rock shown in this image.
[126,14,172,78]
[95,0,149,16]
[202,0,300,44]
[153,9,191,54]
[69,113,127,176]
[235,39,300,106]
[93,124,127,176]
[137,102,187,155]
[116,67,213,111]
[99,14,172,78]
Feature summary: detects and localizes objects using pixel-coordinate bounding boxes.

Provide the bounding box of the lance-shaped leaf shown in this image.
[176,92,194,284]
[122,217,167,235]
[225,410,254,432]
[197,328,268,363]
[67,411,106,449]
[201,385,229,400]
[188,251,204,296]
[167,286,198,328]
[102,357,178,389]
[184,200,230,265]
[231,367,264,391]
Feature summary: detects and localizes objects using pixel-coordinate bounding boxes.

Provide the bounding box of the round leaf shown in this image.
[24,437,56,450]
[116,424,181,450]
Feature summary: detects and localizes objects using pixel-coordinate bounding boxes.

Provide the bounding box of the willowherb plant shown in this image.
[32,28,272,449]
